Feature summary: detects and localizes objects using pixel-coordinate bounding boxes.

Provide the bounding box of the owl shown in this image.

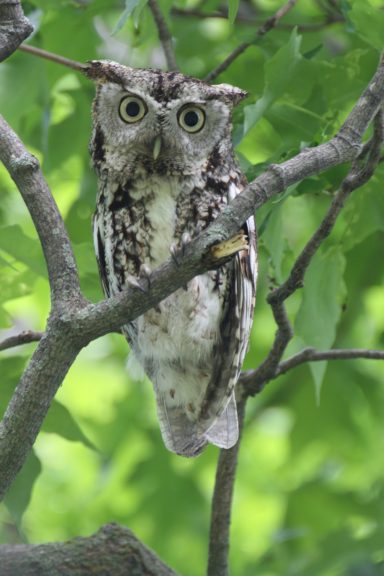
[87,60,257,457]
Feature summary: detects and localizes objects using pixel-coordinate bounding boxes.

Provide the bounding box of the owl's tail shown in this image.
[156,392,239,457]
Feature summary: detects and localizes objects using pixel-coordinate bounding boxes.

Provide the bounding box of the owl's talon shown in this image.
[126,274,147,293]
[211,231,249,260]
[181,231,192,249]
[139,263,152,291]
[170,243,181,267]
[170,233,192,267]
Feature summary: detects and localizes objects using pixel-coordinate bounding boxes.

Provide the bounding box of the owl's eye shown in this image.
[119,96,147,123]
[178,106,205,133]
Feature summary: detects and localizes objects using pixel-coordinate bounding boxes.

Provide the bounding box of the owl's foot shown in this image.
[170,232,191,267]
[126,274,145,292]
[211,231,248,259]
[139,263,152,292]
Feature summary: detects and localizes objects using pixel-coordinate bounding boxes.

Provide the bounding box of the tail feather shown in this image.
[156,391,239,457]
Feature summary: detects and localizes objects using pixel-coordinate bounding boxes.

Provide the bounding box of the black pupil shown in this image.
[184,110,199,127]
[126,100,140,117]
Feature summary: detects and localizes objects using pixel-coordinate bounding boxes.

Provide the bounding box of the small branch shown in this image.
[0,0,33,62]
[0,116,84,309]
[0,331,43,352]
[275,347,384,378]
[148,0,178,71]
[241,348,384,392]
[171,6,344,29]
[204,0,297,82]
[18,44,89,72]
[207,397,246,576]
[0,523,179,576]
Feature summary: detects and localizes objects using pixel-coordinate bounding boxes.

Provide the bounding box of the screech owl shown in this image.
[87,60,257,457]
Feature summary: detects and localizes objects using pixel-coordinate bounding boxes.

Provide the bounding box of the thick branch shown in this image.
[148,0,178,71]
[0,523,178,576]
[207,397,246,576]
[204,0,297,82]
[0,116,84,309]
[0,0,33,62]
[0,330,43,351]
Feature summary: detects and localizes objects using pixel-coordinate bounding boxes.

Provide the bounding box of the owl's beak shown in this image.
[152,136,162,160]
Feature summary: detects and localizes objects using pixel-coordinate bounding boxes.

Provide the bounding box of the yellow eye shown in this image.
[119,95,147,123]
[178,105,205,133]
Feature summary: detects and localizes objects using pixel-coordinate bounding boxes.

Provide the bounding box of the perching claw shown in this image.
[169,231,191,267]
[139,263,152,292]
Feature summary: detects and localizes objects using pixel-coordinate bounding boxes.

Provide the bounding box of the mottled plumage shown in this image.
[88,60,257,456]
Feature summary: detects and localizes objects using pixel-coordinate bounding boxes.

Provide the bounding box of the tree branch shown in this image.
[18,44,89,72]
[148,0,178,71]
[0,331,43,352]
[275,348,384,378]
[172,7,344,30]
[0,116,84,309]
[0,0,33,62]
[207,396,246,576]
[241,107,384,395]
[204,0,297,82]
[0,523,179,576]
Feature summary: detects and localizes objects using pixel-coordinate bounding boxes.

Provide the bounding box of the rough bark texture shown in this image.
[0,0,33,61]
[0,524,179,576]
[1,3,384,575]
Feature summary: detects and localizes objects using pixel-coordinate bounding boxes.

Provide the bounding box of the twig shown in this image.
[204,0,297,82]
[0,331,43,352]
[18,44,89,72]
[0,0,33,62]
[147,0,178,71]
[275,347,384,378]
[171,6,344,29]
[207,397,246,576]
[241,107,384,396]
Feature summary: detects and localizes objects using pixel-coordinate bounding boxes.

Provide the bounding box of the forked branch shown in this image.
[241,107,384,395]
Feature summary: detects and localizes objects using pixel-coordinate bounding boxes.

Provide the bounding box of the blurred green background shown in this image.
[1,0,384,574]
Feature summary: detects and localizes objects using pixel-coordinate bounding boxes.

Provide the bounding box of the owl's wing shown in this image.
[197,187,257,449]
[93,212,111,298]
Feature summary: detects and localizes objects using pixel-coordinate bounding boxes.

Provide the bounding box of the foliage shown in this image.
[0,0,384,574]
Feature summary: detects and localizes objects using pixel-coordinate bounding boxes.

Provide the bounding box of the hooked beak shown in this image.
[152,135,162,160]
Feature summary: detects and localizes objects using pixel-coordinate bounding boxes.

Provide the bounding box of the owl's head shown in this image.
[87,60,247,176]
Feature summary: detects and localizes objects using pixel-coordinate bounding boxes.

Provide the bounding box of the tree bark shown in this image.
[0,524,179,576]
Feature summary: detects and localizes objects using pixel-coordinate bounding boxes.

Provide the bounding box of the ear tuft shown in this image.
[212,83,248,106]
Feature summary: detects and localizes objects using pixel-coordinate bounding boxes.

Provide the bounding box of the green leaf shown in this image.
[243,29,302,136]
[349,3,384,52]
[0,226,46,276]
[342,173,384,251]
[261,205,285,283]
[0,357,94,451]
[295,247,346,397]
[113,0,143,33]
[227,0,239,24]
[4,450,42,526]
[43,400,96,450]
